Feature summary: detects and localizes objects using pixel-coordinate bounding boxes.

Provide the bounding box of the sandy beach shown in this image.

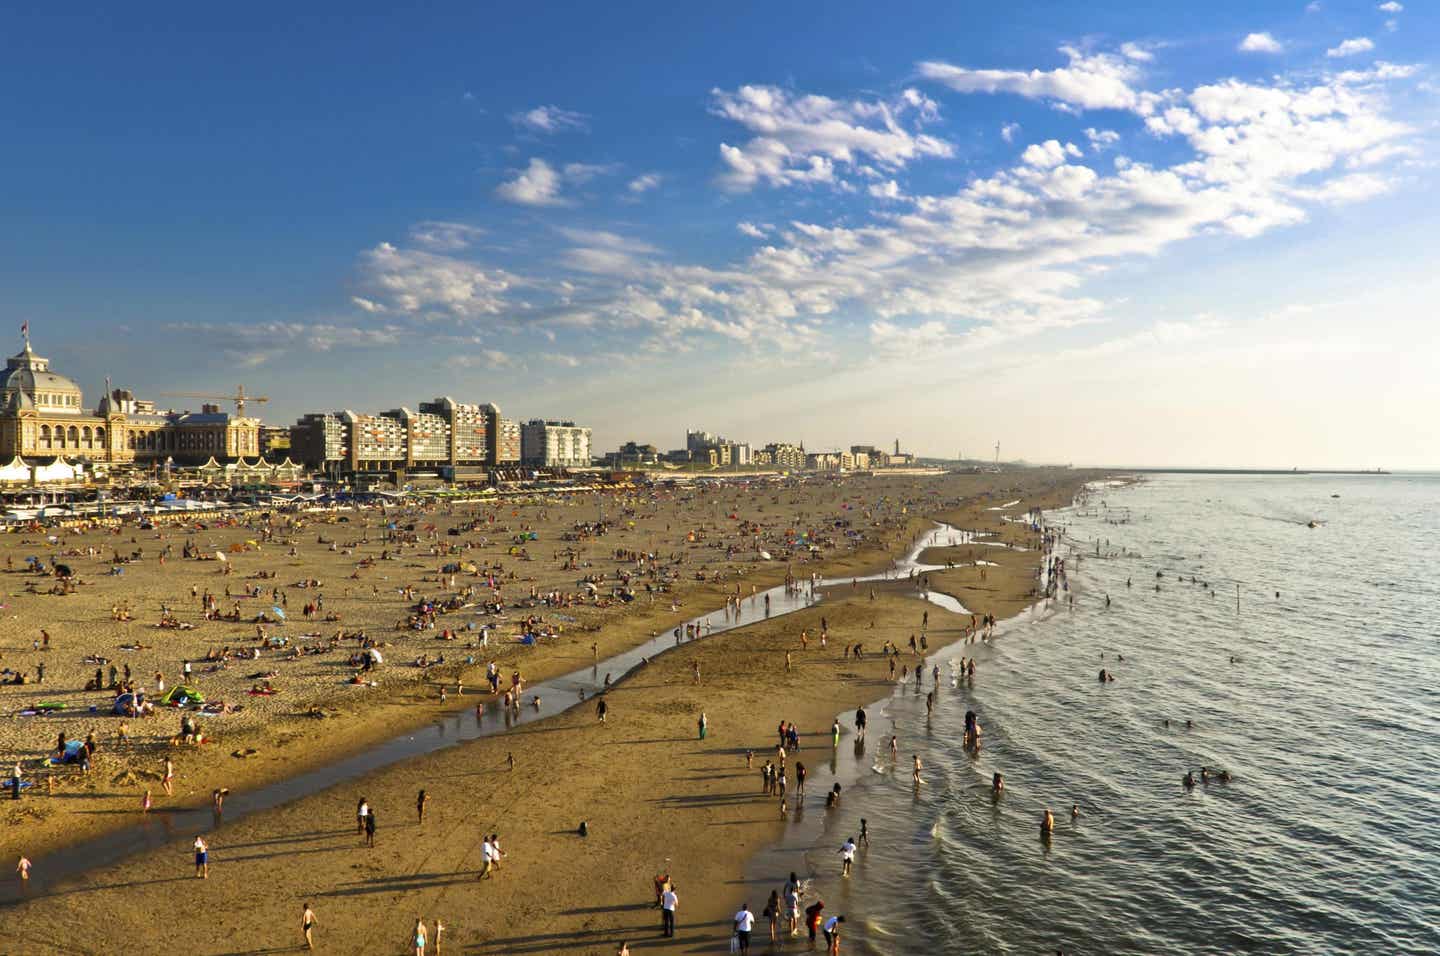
[2,468,1093,953]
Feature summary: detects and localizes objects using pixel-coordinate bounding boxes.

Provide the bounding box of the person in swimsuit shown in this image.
[302,903,317,950]
[412,918,427,956]
[193,835,209,878]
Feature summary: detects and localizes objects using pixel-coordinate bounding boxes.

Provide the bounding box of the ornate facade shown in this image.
[0,338,260,467]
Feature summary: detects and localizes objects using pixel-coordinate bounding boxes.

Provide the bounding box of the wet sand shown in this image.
[2,469,1093,953]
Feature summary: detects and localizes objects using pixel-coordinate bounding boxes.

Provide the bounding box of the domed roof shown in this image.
[0,342,84,412]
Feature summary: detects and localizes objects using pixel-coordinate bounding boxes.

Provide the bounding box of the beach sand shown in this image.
[1,468,1092,953]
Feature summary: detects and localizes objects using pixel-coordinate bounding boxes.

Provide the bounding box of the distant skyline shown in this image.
[2,2,1437,469]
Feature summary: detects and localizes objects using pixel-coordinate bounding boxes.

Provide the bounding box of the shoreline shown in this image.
[3,470,1098,954]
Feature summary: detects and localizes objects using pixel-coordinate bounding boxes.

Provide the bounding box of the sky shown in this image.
[2,1,1438,469]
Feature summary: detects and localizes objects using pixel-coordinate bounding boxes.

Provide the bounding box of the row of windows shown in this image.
[36,393,80,408]
[32,424,258,454]
[36,424,105,449]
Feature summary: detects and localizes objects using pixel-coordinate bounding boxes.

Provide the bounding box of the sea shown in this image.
[765,472,1440,954]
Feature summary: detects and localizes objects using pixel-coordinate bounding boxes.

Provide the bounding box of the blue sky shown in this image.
[2,1,1437,467]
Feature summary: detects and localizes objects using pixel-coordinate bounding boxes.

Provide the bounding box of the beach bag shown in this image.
[730,934,740,953]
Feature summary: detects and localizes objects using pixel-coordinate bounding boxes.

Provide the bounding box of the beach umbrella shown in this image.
[271,606,286,620]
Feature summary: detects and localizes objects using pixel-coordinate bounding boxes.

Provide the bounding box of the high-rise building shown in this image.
[764,442,806,470]
[521,419,592,468]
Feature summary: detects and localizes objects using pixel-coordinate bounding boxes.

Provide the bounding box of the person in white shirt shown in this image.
[733,903,754,953]
[823,914,845,954]
[839,838,857,877]
[479,837,494,879]
[660,885,678,938]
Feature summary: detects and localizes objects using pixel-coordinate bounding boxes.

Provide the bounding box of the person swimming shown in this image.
[991,772,1004,795]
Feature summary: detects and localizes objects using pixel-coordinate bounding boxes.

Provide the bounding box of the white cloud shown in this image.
[562,162,616,184]
[1085,128,1120,150]
[1120,42,1154,63]
[358,242,513,317]
[407,221,485,251]
[1378,2,1402,12]
[627,172,662,194]
[1239,33,1284,54]
[919,46,1150,113]
[351,296,386,313]
[510,105,589,134]
[1021,139,1084,168]
[711,84,953,190]
[1327,37,1375,58]
[868,179,904,200]
[868,319,954,358]
[336,50,1419,370]
[447,350,518,369]
[493,159,616,206]
[1291,171,1393,204]
[1305,1,1321,11]
[495,158,567,206]
[1001,122,1020,143]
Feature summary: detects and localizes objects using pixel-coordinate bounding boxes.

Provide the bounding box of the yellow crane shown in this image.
[158,385,270,418]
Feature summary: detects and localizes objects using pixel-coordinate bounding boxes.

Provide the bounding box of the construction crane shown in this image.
[158,385,270,418]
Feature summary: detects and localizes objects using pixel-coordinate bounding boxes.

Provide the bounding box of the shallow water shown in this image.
[770,473,1440,954]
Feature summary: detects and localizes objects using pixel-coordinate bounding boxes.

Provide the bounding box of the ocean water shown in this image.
[789,473,1440,954]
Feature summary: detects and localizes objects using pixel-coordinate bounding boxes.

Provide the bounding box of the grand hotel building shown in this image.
[0,338,260,467]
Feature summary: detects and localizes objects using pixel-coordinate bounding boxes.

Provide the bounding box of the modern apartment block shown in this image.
[290,396,511,474]
[521,419,592,468]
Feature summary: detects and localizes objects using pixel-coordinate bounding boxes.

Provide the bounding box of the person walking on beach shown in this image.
[162,757,175,796]
[698,711,708,740]
[823,914,845,955]
[193,835,209,878]
[16,854,31,889]
[365,805,377,847]
[839,837,857,877]
[734,901,755,953]
[596,697,608,723]
[434,919,445,955]
[854,706,867,741]
[416,789,429,824]
[660,883,678,937]
[357,797,370,837]
[301,902,317,950]
[412,918,427,956]
[480,836,494,879]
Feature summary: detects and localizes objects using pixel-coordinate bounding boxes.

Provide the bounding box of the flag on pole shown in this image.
[20,321,28,339]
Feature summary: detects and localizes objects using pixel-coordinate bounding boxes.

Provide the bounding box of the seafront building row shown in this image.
[0,334,915,489]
